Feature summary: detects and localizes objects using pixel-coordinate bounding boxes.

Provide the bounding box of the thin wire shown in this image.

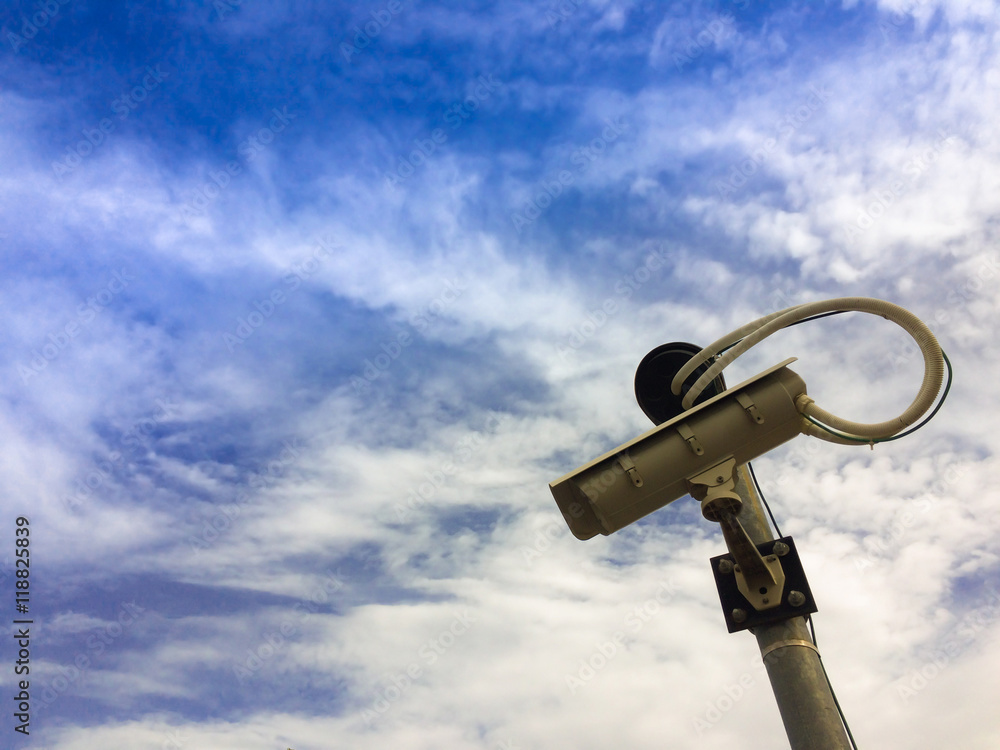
[716,311,954,444]
[717,310,848,356]
[731,307,945,749]
[805,349,953,444]
[754,477,859,749]
[808,616,860,750]
[751,461,859,742]
[747,461,782,539]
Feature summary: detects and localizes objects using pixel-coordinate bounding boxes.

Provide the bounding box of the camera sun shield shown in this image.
[550,359,807,540]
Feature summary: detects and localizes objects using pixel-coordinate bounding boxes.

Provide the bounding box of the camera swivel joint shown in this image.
[688,457,816,633]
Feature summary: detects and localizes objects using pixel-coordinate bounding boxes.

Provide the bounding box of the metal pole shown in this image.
[733,466,852,750]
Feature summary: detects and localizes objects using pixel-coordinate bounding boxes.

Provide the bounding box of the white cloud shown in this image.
[3,2,999,749]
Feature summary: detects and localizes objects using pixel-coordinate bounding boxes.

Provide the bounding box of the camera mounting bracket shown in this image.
[688,458,785,612]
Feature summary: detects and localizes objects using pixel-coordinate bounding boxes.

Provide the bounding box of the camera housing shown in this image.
[634,341,728,425]
[549,359,807,540]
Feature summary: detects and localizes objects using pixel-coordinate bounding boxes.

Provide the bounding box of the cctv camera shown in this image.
[549,359,807,540]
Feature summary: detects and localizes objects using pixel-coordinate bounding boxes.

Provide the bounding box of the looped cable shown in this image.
[670,297,946,443]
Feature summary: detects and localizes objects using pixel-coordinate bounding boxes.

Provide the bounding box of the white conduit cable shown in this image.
[671,303,802,389]
[669,297,946,443]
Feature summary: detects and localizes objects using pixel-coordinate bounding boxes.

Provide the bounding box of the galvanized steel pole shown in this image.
[733,466,852,750]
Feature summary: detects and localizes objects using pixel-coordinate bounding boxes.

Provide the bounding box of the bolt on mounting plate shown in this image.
[710,536,818,634]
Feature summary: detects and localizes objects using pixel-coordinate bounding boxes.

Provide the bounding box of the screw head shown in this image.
[773,542,790,557]
[788,590,806,607]
[718,559,734,575]
[762,597,770,605]
[766,555,777,563]
[732,608,748,623]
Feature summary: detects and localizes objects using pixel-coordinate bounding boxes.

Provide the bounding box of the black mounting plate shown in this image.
[710,536,817,633]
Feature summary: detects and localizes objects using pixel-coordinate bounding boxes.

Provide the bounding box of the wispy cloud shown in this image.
[0,1,998,748]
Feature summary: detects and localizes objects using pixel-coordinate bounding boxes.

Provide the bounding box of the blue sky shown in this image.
[2,0,999,748]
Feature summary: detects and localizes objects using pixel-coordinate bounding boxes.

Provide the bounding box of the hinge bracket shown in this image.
[616,453,643,487]
[737,392,765,424]
[677,423,705,456]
